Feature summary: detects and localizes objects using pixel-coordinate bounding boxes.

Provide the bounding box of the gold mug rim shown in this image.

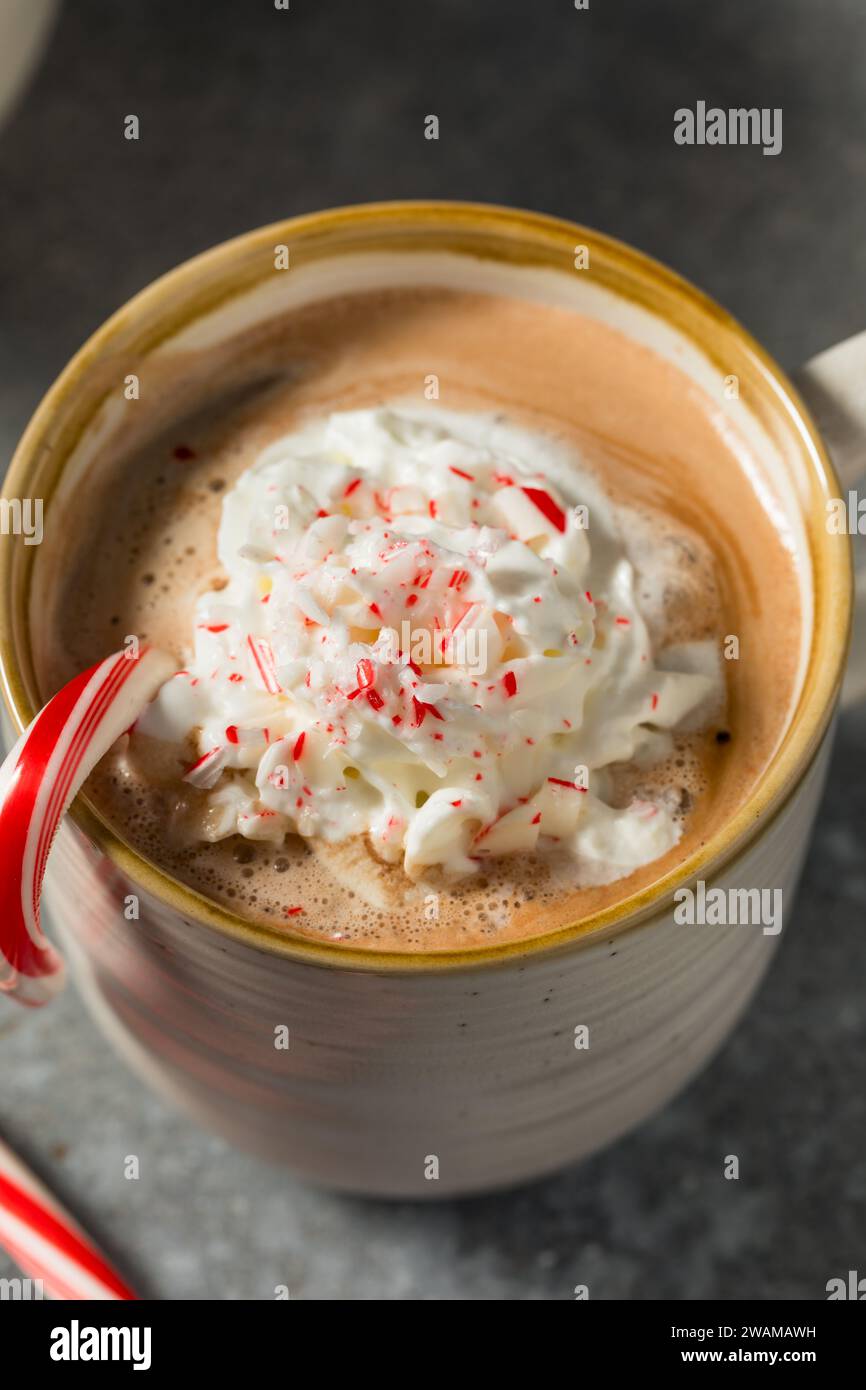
[0,199,852,974]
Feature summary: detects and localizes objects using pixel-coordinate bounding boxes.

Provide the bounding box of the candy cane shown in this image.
[0,646,173,1006]
[0,1136,136,1299]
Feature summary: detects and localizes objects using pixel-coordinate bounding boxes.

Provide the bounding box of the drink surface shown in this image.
[40,288,802,950]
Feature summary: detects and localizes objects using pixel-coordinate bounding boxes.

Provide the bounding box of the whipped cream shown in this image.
[137,406,723,881]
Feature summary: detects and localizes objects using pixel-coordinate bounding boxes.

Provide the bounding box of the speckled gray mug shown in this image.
[1,203,863,1196]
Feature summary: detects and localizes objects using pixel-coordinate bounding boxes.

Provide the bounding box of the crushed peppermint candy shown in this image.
[137,406,723,879]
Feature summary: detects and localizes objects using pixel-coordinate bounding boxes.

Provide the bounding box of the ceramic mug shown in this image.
[1,203,863,1197]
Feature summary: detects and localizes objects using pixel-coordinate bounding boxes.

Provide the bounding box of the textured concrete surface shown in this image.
[0,0,864,1300]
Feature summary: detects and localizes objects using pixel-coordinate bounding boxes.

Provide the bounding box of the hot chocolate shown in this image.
[39,287,802,951]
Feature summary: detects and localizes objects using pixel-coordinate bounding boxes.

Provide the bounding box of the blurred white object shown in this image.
[0,0,59,130]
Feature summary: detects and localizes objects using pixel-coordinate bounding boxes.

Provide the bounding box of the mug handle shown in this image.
[795,332,866,707]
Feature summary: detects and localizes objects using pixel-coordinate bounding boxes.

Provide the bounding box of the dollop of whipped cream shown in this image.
[138,406,722,881]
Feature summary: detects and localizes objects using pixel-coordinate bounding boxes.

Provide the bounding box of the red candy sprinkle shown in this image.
[246,634,283,694]
[411,696,444,727]
[502,671,518,698]
[520,486,566,533]
[185,749,220,777]
[292,731,306,761]
[356,658,375,690]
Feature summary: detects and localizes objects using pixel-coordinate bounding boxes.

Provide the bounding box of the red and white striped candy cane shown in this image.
[0,1136,137,1300]
[0,646,173,1006]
